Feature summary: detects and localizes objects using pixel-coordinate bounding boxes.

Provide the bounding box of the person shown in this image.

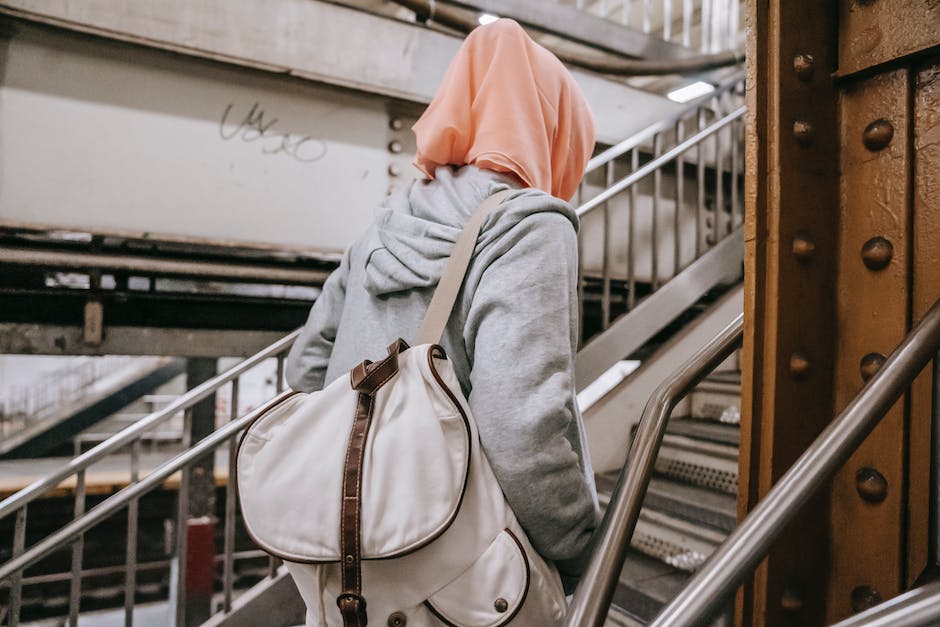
[285,17,599,593]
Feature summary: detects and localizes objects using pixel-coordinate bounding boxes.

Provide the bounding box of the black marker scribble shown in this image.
[219,102,328,164]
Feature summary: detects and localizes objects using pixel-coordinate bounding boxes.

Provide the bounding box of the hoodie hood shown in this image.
[363,165,579,296]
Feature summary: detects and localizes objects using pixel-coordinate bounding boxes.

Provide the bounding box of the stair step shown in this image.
[613,550,690,624]
[655,433,738,494]
[632,508,726,571]
[666,418,739,447]
[612,549,735,626]
[644,477,736,534]
[689,379,741,424]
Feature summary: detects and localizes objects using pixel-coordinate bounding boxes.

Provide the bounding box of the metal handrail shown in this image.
[0,391,294,581]
[651,297,940,626]
[564,313,743,627]
[0,330,299,521]
[585,72,744,174]
[579,105,745,218]
[828,581,940,627]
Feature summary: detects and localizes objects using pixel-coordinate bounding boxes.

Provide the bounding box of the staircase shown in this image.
[0,1,746,624]
[603,363,740,625]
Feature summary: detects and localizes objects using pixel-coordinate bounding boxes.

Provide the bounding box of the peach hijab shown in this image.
[412,19,595,201]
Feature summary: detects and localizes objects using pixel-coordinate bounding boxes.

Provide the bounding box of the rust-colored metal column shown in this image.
[829,67,912,621]
[910,63,940,587]
[739,1,839,625]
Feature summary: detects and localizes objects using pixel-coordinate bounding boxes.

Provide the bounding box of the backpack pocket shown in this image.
[424,528,529,627]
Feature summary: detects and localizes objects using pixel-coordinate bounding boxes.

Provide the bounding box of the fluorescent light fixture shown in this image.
[478,13,500,25]
[667,81,716,103]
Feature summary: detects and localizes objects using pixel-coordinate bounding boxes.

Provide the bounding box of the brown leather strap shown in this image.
[338,339,410,626]
[337,390,373,627]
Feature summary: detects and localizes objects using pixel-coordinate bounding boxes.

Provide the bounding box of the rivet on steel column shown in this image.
[780,585,804,613]
[860,352,887,381]
[850,585,882,613]
[792,232,816,261]
[855,467,888,503]
[793,120,815,145]
[793,53,815,81]
[862,119,894,151]
[861,236,893,271]
[789,352,811,378]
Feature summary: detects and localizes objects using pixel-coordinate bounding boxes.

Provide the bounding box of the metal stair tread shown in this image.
[666,417,740,446]
[644,476,737,533]
[701,370,741,387]
[613,550,691,624]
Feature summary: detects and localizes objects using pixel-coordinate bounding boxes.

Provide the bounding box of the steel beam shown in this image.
[0,323,286,357]
[1,247,331,285]
[444,0,694,60]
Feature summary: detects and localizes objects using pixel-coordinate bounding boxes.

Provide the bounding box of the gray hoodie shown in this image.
[285,165,599,585]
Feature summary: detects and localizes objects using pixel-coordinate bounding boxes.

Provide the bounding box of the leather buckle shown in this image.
[337,593,368,626]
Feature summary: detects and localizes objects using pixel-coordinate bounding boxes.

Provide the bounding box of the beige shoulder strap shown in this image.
[414,189,515,346]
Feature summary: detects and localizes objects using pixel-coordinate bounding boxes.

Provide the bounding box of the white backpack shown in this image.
[236,190,567,627]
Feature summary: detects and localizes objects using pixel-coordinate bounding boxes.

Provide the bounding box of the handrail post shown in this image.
[564,315,743,627]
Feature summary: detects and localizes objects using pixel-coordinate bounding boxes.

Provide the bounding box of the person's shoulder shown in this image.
[499,188,578,235]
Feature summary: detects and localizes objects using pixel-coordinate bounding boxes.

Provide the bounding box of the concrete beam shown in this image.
[0,0,680,144]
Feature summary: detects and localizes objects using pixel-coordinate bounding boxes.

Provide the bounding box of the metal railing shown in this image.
[565,0,741,52]
[575,73,744,340]
[564,313,743,626]
[828,580,940,627]
[1,356,144,438]
[648,297,940,626]
[0,331,298,626]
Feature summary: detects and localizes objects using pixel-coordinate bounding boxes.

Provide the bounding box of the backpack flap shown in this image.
[425,528,530,627]
[236,345,471,563]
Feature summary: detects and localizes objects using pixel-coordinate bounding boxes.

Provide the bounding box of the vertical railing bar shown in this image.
[729,0,739,50]
[68,469,87,626]
[696,108,706,258]
[652,132,662,291]
[682,0,692,47]
[124,439,141,627]
[714,0,725,52]
[223,379,240,613]
[628,148,638,311]
[622,0,630,26]
[643,0,652,33]
[674,119,684,276]
[714,99,725,247]
[701,0,711,53]
[731,117,740,230]
[9,506,27,627]
[601,162,613,331]
[270,356,285,577]
[577,182,586,348]
[662,0,672,41]
[174,409,192,627]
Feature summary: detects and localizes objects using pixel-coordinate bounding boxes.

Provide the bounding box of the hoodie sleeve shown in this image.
[285,249,351,392]
[463,211,599,582]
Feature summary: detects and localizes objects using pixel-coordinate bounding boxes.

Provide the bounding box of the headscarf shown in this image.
[412,18,596,201]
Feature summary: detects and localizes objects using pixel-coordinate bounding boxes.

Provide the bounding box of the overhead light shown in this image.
[667,81,716,103]
[478,13,500,25]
